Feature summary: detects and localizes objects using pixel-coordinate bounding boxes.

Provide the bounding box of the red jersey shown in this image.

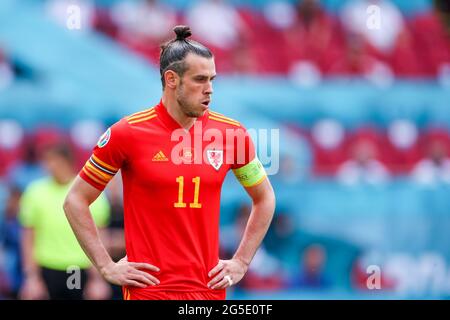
[79,100,258,295]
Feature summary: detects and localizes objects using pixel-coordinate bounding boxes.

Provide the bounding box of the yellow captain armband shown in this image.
[232,157,267,188]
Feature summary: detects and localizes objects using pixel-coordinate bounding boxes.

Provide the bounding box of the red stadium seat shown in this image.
[388,27,424,77]
[419,127,450,157]
[280,8,346,74]
[92,7,119,38]
[345,127,387,166]
[310,120,348,176]
[409,10,450,76]
[380,124,422,174]
[238,8,292,74]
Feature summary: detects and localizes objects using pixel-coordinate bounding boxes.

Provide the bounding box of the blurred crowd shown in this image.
[42,0,450,80]
[0,126,330,299]
[1,117,450,298]
[2,0,448,90]
[305,121,450,186]
[1,0,450,299]
[0,140,126,299]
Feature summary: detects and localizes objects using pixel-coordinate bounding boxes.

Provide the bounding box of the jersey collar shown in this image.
[156,99,209,133]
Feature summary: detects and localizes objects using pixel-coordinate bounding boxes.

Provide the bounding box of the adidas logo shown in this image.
[152,150,169,162]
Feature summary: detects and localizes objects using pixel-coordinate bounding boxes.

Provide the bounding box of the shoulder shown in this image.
[102,107,158,142]
[207,110,242,129]
[123,106,158,126]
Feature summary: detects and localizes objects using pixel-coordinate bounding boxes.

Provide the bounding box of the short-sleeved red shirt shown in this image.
[79,100,258,295]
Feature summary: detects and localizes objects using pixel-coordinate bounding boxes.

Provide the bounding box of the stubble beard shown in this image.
[176,82,203,118]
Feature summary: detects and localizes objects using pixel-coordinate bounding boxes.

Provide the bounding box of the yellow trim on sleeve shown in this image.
[209,111,240,124]
[82,167,107,186]
[209,116,241,127]
[92,155,119,172]
[127,108,155,122]
[85,162,112,181]
[128,114,157,124]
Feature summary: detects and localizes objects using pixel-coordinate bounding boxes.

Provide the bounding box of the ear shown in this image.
[164,70,179,89]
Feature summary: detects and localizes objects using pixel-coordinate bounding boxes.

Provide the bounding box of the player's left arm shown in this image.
[208,176,276,290]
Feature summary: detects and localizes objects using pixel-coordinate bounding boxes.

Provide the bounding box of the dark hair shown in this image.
[160,25,213,88]
[42,143,74,164]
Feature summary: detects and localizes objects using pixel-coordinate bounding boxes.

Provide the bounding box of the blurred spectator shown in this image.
[410,0,450,76]
[339,0,421,77]
[45,0,95,32]
[287,244,331,289]
[220,203,284,291]
[6,137,45,192]
[239,247,285,291]
[436,0,450,29]
[185,0,252,73]
[0,120,25,178]
[0,187,23,299]
[12,58,37,82]
[387,27,423,77]
[0,48,14,90]
[220,203,251,259]
[0,253,10,298]
[327,33,394,85]
[383,120,421,174]
[283,0,345,74]
[228,40,258,74]
[277,127,313,182]
[186,0,245,50]
[337,129,390,185]
[0,269,8,299]
[275,155,303,185]
[92,4,118,38]
[311,119,347,176]
[239,5,291,73]
[340,0,405,55]
[263,1,297,31]
[110,0,178,64]
[18,144,111,300]
[264,209,299,267]
[110,0,176,46]
[412,129,450,185]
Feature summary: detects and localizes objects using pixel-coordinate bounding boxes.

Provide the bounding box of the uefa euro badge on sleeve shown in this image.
[97,128,111,148]
[206,149,223,171]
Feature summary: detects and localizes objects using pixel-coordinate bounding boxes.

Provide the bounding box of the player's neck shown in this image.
[161,96,197,131]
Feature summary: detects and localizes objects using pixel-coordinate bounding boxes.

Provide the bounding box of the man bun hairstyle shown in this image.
[160,25,213,88]
[174,25,192,41]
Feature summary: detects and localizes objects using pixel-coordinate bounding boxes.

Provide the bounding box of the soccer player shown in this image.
[63,25,276,300]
